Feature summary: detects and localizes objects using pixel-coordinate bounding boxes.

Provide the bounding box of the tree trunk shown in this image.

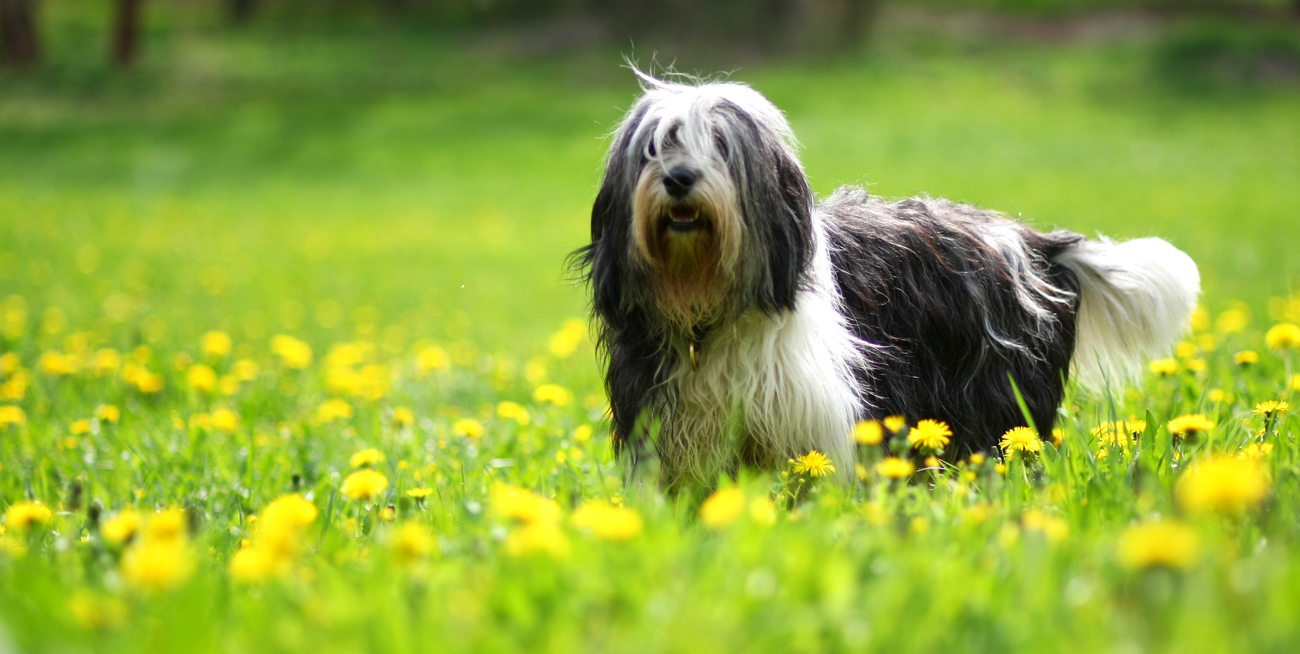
[227,0,256,25]
[111,0,142,68]
[0,0,39,69]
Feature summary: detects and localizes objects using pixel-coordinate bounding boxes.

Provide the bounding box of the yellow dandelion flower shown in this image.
[969,452,986,466]
[1240,443,1274,461]
[1051,428,1064,447]
[1167,414,1215,439]
[0,405,27,428]
[883,415,907,433]
[100,509,142,545]
[749,497,777,526]
[349,448,385,469]
[699,487,746,531]
[38,351,78,376]
[121,539,194,592]
[405,488,433,499]
[875,457,915,480]
[211,408,239,433]
[573,425,593,442]
[571,500,644,541]
[187,364,217,393]
[4,501,52,532]
[1176,455,1269,514]
[1266,323,1300,350]
[853,420,883,445]
[1234,350,1259,366]
[1216,308,1249,334]
[415,346,450,375]
[201,331,232,359]
[70,419,92,435]
[1117,521,1199,571]
[505,521,569,558]
[391,522,436,564]
[1184,358,1207,372]
[791,450,836,477]
[270,335,312,369]
[94,404,120,423]
[219,375,240,396]
[490,483,560,525]
[1254,400,1291,417]
[341,469,389,502]
[1174,341,1196,359]
[496,401,530,425]
[91,349,121,376]
[315,398,353,423]
[145,508,188,543]
[999,426,1043,458]
[229,545,281,584]
[392,406,415,427]
[379,506,396,522]
[133,370,163,394]
[453,418,484,438]
[533,384,573,407]
[233,359,260,381]
[1148,358,1178,376]
[547,318,587,358]
[908,419,952,452]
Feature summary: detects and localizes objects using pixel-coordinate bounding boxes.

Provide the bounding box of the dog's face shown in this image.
[584,74,816,334]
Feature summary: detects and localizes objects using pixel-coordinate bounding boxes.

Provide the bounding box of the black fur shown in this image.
[823,188,1083,453]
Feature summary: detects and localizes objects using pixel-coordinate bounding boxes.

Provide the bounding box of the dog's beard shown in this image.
[630,164,742,332]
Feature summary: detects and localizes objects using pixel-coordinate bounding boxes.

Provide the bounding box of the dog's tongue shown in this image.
[670,208,698,222]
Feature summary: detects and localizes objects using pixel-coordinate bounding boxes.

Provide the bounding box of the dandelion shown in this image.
[791,450,836,477]
[187,364,217,393]
[496,401,530,425]
[1266,323,1300,351]
[201,331,232,359]
[1117,521,1199,571]
[699,487,746,531]
[875,457,915,480]
[1234,350,1259,366]
[4,501,52,532]
[1216,308,1249,334]
[571,500,644,541]
[547,318,587,358]
[1176,455,1269,514]
[315,398,354,423]
[853,420,883,445]
[405,488,433,499]
[38,351,78,376]
[1255,400,1291,418]
[70,419,91,435]
[969,452,986,466]
[341,469,389,502]
[505,521,570,558]
[0,405,26,429]
[233,359,260,381]
[908,419,952,453]
[883,415,907,433]
[749,497,778,526]
[94,404,120,423]
[1240,443,1274,461]
[1148,358,1178,376]
[100,510,142,545]
[573,425,593,442]
[271,335,313,369]
[121,540,194,592]
[415,346,450,375]
[453,418,484,438]
[211,408,239,433]
[349,448,385,469]
[145,508,188,542]
[999,426,1043,459]
[392,406,415,427]
[379,506,396,522]
[490,483,560,524]
[228,545,280,584]
[391,522,436,564]
[91,349,121,376]
[533,384,573,406]
[1167,414,1215,440]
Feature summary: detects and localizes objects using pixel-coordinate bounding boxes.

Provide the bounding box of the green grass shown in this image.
[3,10,1300,653]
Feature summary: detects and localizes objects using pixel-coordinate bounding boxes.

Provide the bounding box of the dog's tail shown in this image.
[1053,237,1200,391]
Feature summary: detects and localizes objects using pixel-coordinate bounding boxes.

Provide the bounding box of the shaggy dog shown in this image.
[572,71,1199,490]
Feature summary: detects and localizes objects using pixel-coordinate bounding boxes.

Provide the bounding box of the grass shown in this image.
[3,8,1300,653]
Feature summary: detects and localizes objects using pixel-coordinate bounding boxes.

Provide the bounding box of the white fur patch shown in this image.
[658,215,864,485]
[1054,237,1200,390]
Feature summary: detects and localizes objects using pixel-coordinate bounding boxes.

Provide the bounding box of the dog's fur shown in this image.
[572,72,1200,490]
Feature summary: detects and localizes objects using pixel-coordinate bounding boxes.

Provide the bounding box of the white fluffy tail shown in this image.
[1053,237,1200,391]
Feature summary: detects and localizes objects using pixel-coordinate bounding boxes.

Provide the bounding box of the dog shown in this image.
[572,71,1199,491]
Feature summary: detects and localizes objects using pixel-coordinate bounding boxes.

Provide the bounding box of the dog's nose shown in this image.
[663,167,697,198]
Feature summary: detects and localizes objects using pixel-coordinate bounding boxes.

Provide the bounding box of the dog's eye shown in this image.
[645,140,657,159]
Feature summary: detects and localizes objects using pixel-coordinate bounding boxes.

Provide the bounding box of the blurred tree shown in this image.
[227,0,257,25]
[111,0,142,67]
[0,0,39,69]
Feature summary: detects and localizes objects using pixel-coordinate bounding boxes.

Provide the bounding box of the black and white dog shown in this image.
[573,71,1199,489]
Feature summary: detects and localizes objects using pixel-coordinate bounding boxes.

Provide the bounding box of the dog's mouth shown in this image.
[663,206,704,233]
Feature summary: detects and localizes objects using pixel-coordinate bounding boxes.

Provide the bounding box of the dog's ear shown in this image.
[721,103,814,313]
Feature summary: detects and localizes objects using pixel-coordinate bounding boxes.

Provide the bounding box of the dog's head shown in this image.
[580,71,815,334]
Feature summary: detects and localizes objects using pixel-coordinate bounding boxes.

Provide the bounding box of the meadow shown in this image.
[3,7,1300,653]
